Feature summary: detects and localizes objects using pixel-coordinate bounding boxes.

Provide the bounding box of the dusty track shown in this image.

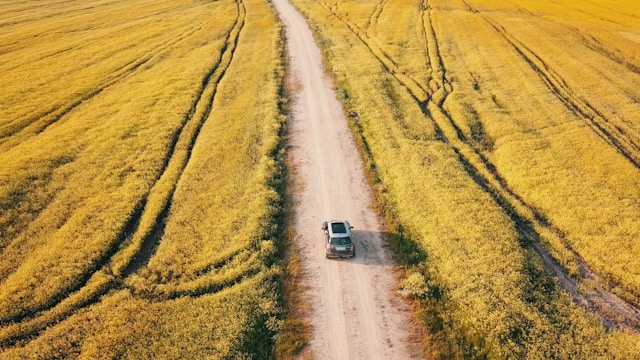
[272,0,422,358]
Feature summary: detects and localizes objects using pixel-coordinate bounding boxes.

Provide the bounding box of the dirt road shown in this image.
[272,0,422,358]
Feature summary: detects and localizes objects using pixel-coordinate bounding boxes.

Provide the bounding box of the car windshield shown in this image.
[331,222,347,233]
[330,237,351,246]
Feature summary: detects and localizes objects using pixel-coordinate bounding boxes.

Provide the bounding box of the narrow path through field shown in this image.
[272,0,423,358]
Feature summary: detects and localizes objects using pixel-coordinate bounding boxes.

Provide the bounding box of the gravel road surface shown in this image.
[272,0,424,358]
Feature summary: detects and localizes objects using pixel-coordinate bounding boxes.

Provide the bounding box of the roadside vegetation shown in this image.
[289,0,640,358]
[0,0,286,358]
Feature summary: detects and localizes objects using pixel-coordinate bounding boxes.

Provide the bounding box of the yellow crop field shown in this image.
[0,0,286,358]
[289,0,640,358]
[4,0,640,358]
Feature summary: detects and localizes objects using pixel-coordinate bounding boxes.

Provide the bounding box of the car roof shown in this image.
[327,220,351,237]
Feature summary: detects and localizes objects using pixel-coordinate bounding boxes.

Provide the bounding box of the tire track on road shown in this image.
[274,0,422,357]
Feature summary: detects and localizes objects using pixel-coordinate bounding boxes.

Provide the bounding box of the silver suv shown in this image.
[322,220,355,258]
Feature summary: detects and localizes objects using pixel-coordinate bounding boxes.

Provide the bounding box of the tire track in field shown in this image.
[418,0,435,85]
[462,0,640,169]
[450,2,640,333]
[315,0,431,103]
[434,1,640,332]
[567,24,640,74]
[424,0,640,333]
[365,0,389,36]
[127,250,266,301]
[0,9,206,320]
[0,0,131,58]
[316,0,450,108]
[463,0,640,333]
[0,19,209,152]
[420,0,452,105]
[0,1,247,347]
[120,0,246,279]
[315,0,640,332]
[0,0,131,28]
[528,14,640,137]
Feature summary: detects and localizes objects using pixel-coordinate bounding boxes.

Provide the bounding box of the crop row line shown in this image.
[0,15,208,152]
[365,0,390,37]
[128,250,264,302]
[420,0,452,106]
[0,0,249,346]
[430,0,640,332]
[316,0,640,331]
[0,0,131,28]
[120,0,247,278]
[315,0,431,102]
[462,0,640,169]
[442,1,640,331]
